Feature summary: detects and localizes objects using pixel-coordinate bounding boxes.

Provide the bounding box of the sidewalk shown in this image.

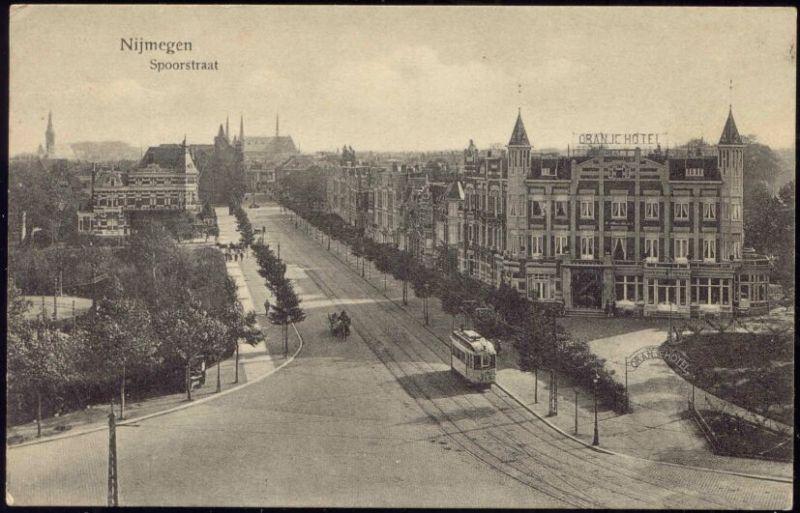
[287,210,792,479]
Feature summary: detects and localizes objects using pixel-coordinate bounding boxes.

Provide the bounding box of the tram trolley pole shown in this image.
[108,404,119,507]
[574,388,579,435]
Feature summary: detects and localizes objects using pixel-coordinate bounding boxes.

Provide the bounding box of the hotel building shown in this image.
[458,108,771,317]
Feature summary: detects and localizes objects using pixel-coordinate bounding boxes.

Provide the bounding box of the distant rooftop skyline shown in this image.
[9,5,796,155]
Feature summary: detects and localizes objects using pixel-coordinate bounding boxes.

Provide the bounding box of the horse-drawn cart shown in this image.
[328,311,351,339]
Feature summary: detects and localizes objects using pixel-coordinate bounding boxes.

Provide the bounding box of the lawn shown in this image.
[664,331,794,426]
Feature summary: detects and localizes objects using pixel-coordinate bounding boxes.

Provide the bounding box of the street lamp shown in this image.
[592,370,600,446]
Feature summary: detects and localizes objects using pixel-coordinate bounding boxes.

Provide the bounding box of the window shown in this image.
[731,203,741,221]
[731,241,741,260]
[686,168,704,177]
[518,235,526,254]
[530,201,544,217]
[644,237,659,260]
[612,237,626,260]
[555,235,569,255]
[703,202,716,221]
[612,200,627,219]
[528,273,552,300]
[541,167,555,176]
[580,236,594,259]
[674,201,689,220]
[615,275,643,302]
[530,235,543,256]
[674,238,689,260]
[580,200,594,219]
[692,277,731,305]
[554,201,568,218]
[645,199,659,220]
[703,239,716,261]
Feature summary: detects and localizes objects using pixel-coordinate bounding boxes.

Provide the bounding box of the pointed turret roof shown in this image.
[46,111,53,132]
[217,124,225,138]
[719,106,743,145]
[508,110,530,147]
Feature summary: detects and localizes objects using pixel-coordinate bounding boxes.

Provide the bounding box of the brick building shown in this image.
[457,108,771,317]
[77,141,201,237]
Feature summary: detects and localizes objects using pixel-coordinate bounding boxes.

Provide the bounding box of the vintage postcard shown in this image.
[6,4,795,508]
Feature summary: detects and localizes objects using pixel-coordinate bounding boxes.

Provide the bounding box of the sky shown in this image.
[9,5,797,155]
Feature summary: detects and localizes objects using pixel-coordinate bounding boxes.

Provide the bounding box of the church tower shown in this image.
[717,106,744,261]
[45,111,55,157]
[506,110,531,260]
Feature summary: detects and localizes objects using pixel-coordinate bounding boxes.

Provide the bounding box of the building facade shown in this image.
[77,141,201,237]
[456,108,770,317]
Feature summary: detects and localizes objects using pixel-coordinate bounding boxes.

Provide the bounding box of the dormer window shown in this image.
[686,168,704,177]
[541,167,555,177]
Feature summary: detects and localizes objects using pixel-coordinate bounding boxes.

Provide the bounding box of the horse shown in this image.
[327,312,350,340]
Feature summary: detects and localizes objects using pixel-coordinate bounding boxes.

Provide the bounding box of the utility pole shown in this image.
[574,388,579,434]
[624,356,629,413]
[549,369,558,416]
[53,276,58,321]
[592,373,600,446]
[234,340,240,384]
[108,404,119,507]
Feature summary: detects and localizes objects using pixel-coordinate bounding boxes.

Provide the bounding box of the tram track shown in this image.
[305,268,592,508]
[289,235,672,507]
[273,214,790,509]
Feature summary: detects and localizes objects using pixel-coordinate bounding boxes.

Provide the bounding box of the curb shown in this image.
[8,323,304,450]
[289,209,793,485]
[493,382,616,455]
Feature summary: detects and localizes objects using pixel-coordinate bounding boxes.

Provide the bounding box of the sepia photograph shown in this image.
[5,4,796,508]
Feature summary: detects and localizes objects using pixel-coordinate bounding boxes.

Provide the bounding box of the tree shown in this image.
[7,322,78,437]
[440,281,466,330]
[84,297,158,419]
[219,295,262,384]
[268,280,306,358]
[205,317,231,394]
[373,243,394,291]
[489,282,529,327]
[411,265,436,325]
[157,299,218,401]
[352,236,366,277]
[7,280,31,334]
[391,250,414,305]
[743,139,783,193]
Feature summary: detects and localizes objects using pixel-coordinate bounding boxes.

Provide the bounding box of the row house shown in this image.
[77,142,201,237]
[456,108,771,317]
[370,163,408,248]
[326,160,380,235]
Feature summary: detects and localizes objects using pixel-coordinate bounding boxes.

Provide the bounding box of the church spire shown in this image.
[239,114,244,143]
[276,113,279,137]
[45,111,55,156]
[225,115,230,141]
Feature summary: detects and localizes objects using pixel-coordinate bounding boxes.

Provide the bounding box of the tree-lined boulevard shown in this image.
[6,203,791,508]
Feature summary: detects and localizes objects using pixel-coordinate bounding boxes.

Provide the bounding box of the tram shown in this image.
[449,329,496,387]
